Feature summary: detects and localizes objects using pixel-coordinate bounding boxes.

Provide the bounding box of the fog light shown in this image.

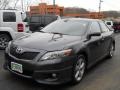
[52,73,57,78]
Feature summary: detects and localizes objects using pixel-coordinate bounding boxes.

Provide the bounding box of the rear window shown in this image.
[44,16,57,25]
[30,16,40,23]
[3,12,16,22]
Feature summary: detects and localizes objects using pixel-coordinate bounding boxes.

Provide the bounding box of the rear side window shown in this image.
[106,22,111,25]
[90,22,101,33]
[99,22,109,33]
[3,12,16,22]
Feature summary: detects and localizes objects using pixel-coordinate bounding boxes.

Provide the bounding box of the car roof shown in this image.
[61,18,102,22]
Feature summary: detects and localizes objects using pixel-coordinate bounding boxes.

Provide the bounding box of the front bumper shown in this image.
[4,52,76,85]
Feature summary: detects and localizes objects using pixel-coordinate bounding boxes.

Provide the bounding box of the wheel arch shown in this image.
[0,31,13,40]
[77,50,88,69]
[113,40,115,50]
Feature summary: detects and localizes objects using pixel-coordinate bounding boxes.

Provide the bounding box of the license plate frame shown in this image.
[11,62,23,73]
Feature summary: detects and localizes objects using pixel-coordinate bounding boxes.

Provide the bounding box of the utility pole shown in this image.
[14,0,19,9]
[53,0,56,15]
[98,0,103,18]
[27,1,29,11]
[21,0,24,12]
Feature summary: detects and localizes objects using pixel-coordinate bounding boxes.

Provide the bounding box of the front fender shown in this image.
[0,27,16,39]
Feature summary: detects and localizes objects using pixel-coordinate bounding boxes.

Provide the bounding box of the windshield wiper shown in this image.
[39,30,46,33]
[51,32,63,35]
[50,32,68,35]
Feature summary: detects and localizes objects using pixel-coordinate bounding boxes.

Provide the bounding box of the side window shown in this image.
[106,22,111,25]
[99,22,110,33]
[90,22,101,33]
[3,12,16,22]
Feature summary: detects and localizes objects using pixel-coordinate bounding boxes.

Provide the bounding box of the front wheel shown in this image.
[0,34,11,50]
[72,55,86,84]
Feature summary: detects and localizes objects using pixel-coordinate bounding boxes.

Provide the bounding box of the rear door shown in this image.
[1,12,17,31]
[99,21,113,56]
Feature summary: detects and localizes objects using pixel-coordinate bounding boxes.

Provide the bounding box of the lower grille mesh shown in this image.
[10,45,39,60]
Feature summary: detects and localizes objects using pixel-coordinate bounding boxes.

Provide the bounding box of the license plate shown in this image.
[11,62,23,73]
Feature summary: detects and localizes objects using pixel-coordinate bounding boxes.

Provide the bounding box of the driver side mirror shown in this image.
[109,27,114,31]
[39,27,44,30]
[87,32,101,40]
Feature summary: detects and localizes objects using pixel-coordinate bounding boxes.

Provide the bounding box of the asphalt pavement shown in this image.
[0,33,120,90]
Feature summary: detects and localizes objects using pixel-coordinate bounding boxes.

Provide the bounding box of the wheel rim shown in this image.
[110,45,114,57]
[0,37,8,48]
[75,57,85,81]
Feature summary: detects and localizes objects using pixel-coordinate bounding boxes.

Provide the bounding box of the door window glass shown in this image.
[99,22,110,33]
[3,12,16,22]
[90,22,101,33]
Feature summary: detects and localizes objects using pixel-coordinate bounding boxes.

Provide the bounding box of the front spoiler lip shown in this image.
[6,66,32,79]
[5,65,72,85]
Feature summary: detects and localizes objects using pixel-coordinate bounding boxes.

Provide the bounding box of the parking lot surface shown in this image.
[0,33,120,90]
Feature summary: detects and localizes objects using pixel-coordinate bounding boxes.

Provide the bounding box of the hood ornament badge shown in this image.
[16,47,23,54]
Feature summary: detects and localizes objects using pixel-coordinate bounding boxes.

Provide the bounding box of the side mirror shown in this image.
[39,27,44,30]
[109,27,114,31]
[87,32,101,39]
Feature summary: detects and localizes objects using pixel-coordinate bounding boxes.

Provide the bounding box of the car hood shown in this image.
[13,32,81,51]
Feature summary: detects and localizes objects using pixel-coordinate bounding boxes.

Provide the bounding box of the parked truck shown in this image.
[0,9,29,49]
[29,15,61,32]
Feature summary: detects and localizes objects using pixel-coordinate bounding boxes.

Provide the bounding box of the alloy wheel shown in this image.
[0,34,10,49]
[74,55,86,82]
[109,44,114,57]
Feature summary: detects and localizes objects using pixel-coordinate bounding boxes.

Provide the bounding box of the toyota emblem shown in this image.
[16,47,23,54]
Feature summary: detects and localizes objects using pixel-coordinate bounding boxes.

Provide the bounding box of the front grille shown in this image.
[10,45,39,60]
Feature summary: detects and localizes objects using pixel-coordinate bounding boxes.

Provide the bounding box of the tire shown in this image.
[0,34,11,50]
[114,30,116,33]
[72,55,86,84]
[107,43,115,58]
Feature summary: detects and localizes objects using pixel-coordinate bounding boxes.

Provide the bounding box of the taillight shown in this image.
[17,23,24,32]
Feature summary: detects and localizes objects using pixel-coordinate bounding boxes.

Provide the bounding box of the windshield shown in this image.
[41,19,89,36]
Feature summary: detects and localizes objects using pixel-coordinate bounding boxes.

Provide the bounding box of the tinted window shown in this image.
[42,20,89,36]
[3,12,16,22]
[44,16,57,25]
[90,22,101,33]
[99,22,109,33]
[106,22,111,25]
[30,16,40,23]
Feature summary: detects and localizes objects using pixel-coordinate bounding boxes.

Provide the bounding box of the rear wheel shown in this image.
[107,43,115,58]
[72,55,86,84]
[0,34,11,50]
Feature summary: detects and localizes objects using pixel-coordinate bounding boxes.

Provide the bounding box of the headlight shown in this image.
[5,41,11,52]
[41,49,72,60]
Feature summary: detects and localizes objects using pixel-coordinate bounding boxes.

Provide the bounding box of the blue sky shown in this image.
[9,0,120,11]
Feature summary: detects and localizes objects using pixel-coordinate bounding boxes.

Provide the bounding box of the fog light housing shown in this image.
[52,73,57,78]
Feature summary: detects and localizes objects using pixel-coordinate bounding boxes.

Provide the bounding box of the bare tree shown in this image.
[0,0,13,9]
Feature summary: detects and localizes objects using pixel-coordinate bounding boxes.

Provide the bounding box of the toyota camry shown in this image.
[4,18,115,85]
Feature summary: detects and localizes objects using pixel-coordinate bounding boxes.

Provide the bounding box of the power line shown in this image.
[104,1,120,11]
